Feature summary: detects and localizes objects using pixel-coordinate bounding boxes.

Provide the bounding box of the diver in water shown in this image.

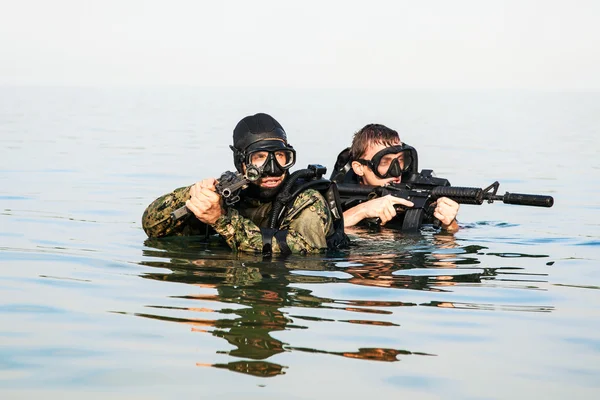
[142,113,347,254]
[331,124,460,231]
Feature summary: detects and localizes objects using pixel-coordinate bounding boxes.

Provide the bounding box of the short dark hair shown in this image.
[350,124,400,160]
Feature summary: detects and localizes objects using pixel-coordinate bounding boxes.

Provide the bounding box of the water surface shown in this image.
[1,87,599,399]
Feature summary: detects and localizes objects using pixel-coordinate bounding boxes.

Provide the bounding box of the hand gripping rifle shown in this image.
[170,165,261,222]
[337,169,554,231]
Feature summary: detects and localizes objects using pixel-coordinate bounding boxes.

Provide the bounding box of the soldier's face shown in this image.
[352,140,403,187]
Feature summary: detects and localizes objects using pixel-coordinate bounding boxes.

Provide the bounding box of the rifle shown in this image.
[170,166,261,222]
[336,169,554,231]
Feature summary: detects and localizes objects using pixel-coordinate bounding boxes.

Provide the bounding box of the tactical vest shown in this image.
[259,172,349,253]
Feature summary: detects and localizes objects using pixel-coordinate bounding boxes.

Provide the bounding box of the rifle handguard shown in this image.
[430,186,485,205]
[430,186,554,208]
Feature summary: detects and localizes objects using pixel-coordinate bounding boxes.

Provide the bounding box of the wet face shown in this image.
[351,139,404,186]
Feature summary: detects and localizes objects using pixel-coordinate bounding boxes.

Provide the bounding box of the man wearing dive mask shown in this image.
[142,113,337,254]
[236,139,296,196]
[343,124,460,231]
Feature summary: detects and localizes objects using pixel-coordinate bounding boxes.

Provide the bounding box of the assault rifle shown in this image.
[336,170,554,231]
[170,165,261,222]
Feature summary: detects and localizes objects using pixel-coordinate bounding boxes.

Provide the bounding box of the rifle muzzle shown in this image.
[502,193,554,207]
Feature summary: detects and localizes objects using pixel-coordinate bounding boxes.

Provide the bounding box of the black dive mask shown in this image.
[231,139,296,178]
[256,151,287,176]
[357,144,417,179]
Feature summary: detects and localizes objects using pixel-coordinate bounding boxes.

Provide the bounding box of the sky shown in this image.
[0,0,599,90]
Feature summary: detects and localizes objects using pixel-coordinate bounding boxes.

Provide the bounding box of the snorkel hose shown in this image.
[268,164,329,229]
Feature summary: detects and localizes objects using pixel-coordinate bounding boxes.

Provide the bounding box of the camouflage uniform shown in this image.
[142,185,333,254]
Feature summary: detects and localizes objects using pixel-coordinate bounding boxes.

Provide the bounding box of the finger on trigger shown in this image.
[390,196,414,207]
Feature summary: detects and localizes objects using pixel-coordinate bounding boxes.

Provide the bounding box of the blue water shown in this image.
[1,87,599,399]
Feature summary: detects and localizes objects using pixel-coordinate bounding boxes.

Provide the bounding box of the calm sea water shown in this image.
[1,86,599,399]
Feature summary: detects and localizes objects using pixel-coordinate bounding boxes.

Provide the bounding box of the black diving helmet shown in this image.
[357,143,417,179]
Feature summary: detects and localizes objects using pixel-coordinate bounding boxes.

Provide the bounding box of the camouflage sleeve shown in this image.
[211,189,332,254]
[211,208,264,253]
[142,185,196,237]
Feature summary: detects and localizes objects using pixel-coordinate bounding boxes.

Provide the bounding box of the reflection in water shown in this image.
[131,230,554,377]
[201,360,287,378]
[422,301,554,312]
[289,346,435,362]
